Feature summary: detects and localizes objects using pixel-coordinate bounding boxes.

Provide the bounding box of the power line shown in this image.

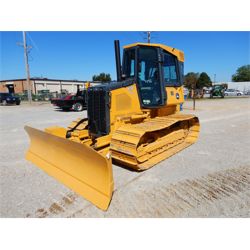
[27,32,39,52]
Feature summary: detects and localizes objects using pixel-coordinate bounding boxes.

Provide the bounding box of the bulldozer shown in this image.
[25,40,200,210]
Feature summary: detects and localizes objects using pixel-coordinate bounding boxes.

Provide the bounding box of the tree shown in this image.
[184,72,199,90]
[92,73,111,83]
[197,72,212,89]
[232,65,250,82]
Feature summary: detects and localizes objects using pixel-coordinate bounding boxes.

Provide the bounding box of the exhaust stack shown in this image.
[114,40,122,82]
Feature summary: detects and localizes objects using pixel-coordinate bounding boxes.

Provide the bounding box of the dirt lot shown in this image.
[0,97,250,217]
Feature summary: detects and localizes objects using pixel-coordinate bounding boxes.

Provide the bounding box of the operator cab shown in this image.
[121,43,184,108]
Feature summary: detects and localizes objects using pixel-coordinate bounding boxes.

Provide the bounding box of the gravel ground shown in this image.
[0,97,250,218]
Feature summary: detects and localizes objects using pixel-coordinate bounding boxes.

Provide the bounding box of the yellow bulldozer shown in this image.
[25,40,200,210]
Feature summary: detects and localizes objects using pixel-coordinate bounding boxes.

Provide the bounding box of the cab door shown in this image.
[137,46,166,108]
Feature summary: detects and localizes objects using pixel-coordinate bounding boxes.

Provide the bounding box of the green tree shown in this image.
[92,73,111,82]
[232,65,250,82]
[184,72,199,89]
[197,72,212,88]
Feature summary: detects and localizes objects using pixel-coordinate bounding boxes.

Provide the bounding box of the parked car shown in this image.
[51,90,87,111]
[0,92,21,105]
[244,90,250,95]
[224,89,243,96]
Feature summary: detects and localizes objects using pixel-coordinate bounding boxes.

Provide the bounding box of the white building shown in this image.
[216,81,250,93]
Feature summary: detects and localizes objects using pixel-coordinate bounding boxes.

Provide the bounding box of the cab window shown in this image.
[163,52,179,85]
[123,49,135,78]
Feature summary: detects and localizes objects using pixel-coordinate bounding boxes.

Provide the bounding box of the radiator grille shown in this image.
[87,87,110,137]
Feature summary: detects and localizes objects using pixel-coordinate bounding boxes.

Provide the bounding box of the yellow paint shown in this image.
[25,126,113,210]
[165,86,184,105]
[124,42,184,62]
[109,84,142,132]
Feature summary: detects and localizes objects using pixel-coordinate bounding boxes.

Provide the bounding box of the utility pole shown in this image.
[192,80,197,111]
[147,31,151,43]
[142,31,156,43]
[22,31,32,104]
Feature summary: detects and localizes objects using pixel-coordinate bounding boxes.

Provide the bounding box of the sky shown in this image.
[0,31,249,82]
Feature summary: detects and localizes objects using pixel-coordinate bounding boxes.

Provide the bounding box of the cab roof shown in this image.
[123,42,184,62]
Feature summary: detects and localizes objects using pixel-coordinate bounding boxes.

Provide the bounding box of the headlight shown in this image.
[6,98,10,100]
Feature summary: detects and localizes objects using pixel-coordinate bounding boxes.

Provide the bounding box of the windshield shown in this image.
[137,47,163,107]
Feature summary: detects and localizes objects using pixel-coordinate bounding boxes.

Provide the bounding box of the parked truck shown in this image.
[51,90,87,111]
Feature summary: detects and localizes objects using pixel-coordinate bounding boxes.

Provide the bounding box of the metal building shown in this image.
[0,78,90,94]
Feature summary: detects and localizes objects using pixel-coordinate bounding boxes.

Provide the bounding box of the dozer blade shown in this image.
[24,126,114,211]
